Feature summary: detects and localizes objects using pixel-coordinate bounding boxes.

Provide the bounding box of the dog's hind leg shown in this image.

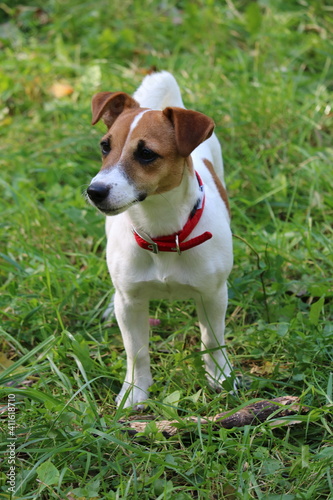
[195,284,233,390]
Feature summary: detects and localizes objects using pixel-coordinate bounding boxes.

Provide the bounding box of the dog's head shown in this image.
[86,91,214,215]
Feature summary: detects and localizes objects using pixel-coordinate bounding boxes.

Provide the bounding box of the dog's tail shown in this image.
[133,71,185,110]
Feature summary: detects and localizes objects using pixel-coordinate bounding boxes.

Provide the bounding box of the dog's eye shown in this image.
[100,139,111,156]
[135,147,159,165]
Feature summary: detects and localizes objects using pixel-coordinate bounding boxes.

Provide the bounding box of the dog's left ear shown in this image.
[91,92,139,128]
[163,107,215,157]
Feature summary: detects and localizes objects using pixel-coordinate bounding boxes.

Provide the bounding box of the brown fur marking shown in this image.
[203,159,230,216]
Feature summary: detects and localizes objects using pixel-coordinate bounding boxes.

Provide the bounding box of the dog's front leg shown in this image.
[114,291,153,409]
[195,283,233,390]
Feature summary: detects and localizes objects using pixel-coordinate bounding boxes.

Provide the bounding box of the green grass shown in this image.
[0,0,332,498]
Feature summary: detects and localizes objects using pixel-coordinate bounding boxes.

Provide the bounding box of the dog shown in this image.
[87,71,233,408]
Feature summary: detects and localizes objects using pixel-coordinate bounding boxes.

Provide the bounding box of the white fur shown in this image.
[128,109,150,134]
[133,71,185,109]
[95,72,233,408]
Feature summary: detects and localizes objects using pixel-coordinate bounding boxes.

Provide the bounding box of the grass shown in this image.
[0,0,332,498]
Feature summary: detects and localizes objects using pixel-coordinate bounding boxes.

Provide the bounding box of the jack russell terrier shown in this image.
[87,71,233,408]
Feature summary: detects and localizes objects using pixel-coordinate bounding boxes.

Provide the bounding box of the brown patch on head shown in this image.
[203,159,230,216]
[122,110,188,194]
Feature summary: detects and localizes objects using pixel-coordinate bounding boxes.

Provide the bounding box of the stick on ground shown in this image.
[119,396,308,438]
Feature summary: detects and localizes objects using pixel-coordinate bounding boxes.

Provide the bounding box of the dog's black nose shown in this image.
[87,182,110,203]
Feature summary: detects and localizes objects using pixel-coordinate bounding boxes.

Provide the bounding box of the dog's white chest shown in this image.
[136,260,202,300]
[139,278,198,300]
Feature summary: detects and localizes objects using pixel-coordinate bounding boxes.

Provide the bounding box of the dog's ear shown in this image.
[91,92,139,128]
[163,107,215,157]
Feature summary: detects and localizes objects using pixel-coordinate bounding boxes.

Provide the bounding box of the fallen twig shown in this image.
[119,396,308,438]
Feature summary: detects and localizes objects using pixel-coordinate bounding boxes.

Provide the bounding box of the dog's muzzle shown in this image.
[87,181,147,215]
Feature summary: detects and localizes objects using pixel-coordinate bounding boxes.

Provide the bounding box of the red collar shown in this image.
[132,172,212,255]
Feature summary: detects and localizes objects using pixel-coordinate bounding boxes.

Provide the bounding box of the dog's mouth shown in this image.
[97,203,135,216]
[87,192,147,216]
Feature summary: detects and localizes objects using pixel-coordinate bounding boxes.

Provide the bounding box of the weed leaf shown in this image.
[37,460,59,486]
[309,296,325,325]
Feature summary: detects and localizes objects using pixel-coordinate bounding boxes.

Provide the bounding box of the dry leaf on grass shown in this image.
[50,82,74,98]
[0,352,14,371]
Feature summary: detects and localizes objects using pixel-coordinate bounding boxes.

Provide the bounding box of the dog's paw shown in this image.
[206,372,237,394]
[116,378,153,409]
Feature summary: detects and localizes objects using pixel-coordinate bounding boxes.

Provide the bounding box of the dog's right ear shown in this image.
[91,92,139,128]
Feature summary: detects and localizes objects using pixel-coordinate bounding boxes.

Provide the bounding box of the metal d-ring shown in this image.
[175,234,181,255]
[132,226,159,254]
